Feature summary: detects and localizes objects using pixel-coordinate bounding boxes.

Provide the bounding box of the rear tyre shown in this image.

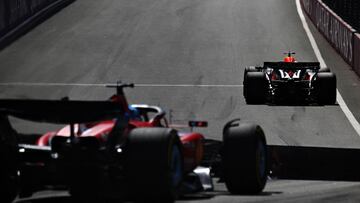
[125,128,183,202]
[222,122,267,194]
[244,66,258,76]
[0,116,19,203]
[0,174,18,203]
[318,67,330,72]
[315,72,337,105]
[244,72,267,104]
[243,67,259,97]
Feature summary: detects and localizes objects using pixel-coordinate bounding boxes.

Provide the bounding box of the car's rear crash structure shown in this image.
[243,62,337,105]
[0,96,267,202]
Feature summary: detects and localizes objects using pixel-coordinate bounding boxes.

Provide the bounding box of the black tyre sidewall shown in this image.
[0,170,19,203]
[318,67,330,72]
[222,123,267,194]
[244,72,266,104]
[0,116,19,203]
[125,128,183,201]
[315,72,337,105]
[243,67,260,98]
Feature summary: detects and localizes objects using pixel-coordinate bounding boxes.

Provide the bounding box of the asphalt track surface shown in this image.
[1,0,360,202]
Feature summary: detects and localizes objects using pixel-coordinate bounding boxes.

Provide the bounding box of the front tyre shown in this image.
[222,122,267,194]
[125,128,183,202]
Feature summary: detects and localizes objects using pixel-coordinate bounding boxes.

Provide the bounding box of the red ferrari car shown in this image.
[36,102,206,175]
[0,83,268,202]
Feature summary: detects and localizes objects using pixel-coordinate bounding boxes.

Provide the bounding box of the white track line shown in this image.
[296,0,360,136]
[0,82,243,88]
[138,84,243,87]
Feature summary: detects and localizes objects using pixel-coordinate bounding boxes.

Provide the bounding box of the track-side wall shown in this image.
[301,0,360,76]
[1,0,56,36]
[322,0,360,32]
[0,0,73,48]
[354,34,360,75]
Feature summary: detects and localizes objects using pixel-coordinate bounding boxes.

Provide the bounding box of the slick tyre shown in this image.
[0,155,19,203]
[244,72,266,104]
[244,66,258,79]
[125,128,183,202]
[243,67,259,97]
[0,116,19,203]
[0,176,18,203]
[318,67,330,72]
[316,72,336,105]
[222,122,267,194]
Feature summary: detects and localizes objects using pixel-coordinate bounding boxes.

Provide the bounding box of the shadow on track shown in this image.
[16,196,70,203]
[269,145,360,181]
[180,190,283,201]
[15,190,283,203]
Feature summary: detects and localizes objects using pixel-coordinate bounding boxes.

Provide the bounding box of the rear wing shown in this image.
[263,62,320,70]
[0,99,124,124]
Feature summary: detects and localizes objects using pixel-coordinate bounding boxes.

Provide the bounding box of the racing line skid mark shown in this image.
[0,82,243,88]
[296,0,360,136]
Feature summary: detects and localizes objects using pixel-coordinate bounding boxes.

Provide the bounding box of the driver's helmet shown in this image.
[128,105,141,120]
[284,56,296,63]
[283,52,296,62]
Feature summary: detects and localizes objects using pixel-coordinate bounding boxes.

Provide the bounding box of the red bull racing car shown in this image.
[0,83,267,202]
[243,52,337,105]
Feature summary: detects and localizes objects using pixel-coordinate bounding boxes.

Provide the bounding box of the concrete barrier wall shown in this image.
[8,0,31,29]
[301,0,359,76]
[354,33,360,75]
[322,0,360,32]
[315,1,355,65]
[0,0,60,38]
[0,0,72,49]
[301,0,317,21]
[0,0,6,36]
[29,0,58,13]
